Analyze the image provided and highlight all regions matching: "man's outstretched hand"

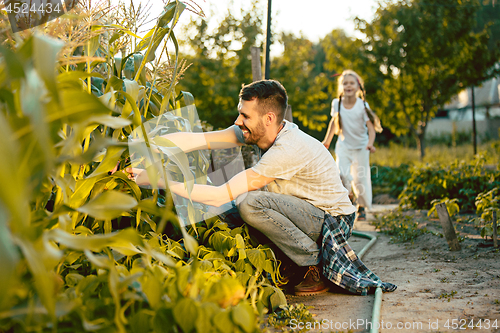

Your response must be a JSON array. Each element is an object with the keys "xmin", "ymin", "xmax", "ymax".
[{"xmin": 125, "ymin": 167, "xmax": 151, "ymax": 186}]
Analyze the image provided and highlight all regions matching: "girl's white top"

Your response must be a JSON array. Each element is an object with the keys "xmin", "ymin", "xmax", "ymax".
[{"xmin": 332, "ymin": 97, "xmax": 370, "ymax": 150}]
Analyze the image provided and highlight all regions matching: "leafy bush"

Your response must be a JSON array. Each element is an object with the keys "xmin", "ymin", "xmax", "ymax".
[
  {"xmin": 474, "ymin": 187, "xmax": 500, "ymax": 239},
  {"xmin": 267, "ymin": 303, "xmax": 316, "ymax": 332},
  {"xmin": 398, "ymin": 155, "xmax": 500, "ymax": 212},
  {"xmin": 372, "ymin": 210, "xmax": 430, "ymax": 243},
  {"xmin": 427, "ymin": 198, "xmax": 460, "ymax": 219},
  {"xmin": 371, "ymin": 163, "xmax": 412, "ymax": 198}
]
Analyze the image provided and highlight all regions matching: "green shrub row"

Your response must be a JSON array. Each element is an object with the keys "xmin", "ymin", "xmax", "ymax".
[
  {"xmin": 371, "ymin": 163, "xmax": 412, "ymax": 198},
  {"xmin": 398, "ymin": 155, "xmax": 500, "ymax": 212}
]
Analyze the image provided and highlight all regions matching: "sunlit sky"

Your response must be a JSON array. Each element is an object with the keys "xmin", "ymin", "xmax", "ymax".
[
  {"xmin": 195, "ymin": 0, "xmax": 380, "ymax": 41},
  {"xmin": 110, "ymin": 0, "xmax": 380, "ymax": 54}
]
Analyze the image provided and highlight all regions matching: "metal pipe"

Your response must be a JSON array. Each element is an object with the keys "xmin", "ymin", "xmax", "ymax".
[
  {"xmin": 371, "ymin": 288, "xmax": 383, "ymax": 333},
  {"xmin": 263, "ymin": 0, "xmax": 272, "ymax": 79},
  {"xmin": 472, "ymin": 85, "xmax": 477, "ymax": 155},
  {"xmin": 351, "ymin": 230, "xmax": 383, "ymax": 333},
  {"xmin": 352, "ymin": 231, "xmax": 377, "ymax": 259}
]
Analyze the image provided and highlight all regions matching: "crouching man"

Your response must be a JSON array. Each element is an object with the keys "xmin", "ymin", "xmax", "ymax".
[{"xmin": 128, "ymin": 80, "xmax": 356, "ymax": 295}]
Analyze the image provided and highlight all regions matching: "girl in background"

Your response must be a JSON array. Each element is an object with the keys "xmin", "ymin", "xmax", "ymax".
[{"xmin": 322, "ymin": 70, "xmax": 382, "ymax": 220}]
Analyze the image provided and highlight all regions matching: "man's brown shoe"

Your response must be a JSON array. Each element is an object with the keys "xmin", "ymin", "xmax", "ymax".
[{"xmin": 294, "ymin": 265, "xmax": 329, "ymax": 296}]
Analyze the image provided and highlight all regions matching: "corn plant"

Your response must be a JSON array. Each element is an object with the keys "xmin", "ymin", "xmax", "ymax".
[{"xmin": 0, "ymin": 2, "xmax": 285, "ymax": 332}]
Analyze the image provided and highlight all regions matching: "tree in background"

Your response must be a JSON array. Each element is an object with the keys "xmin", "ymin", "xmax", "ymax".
[
  {"xmin": 270, "ymin": 32, "xmax": 330, "ymax": 136},
  {"xmin": 176, "ymin": 4, "xmax": 388, "ymax": 141},
  {"xmin": 474, "ymin": 0, "xmax": 500, "ymax": 53},
  {"xmin": 177, "ymin": 0, "xmax": 264, "ymax": 129},
  {"xmin": 358, "ymin": 0, "xmax": 500, "ymax": 159},
  {"xmin": 320, "ymin": 29, "xmax": 389, "ymax": 141},
  {"xmin": 176, "ymin": 2, "xmax": 349, "ymax": 139}
]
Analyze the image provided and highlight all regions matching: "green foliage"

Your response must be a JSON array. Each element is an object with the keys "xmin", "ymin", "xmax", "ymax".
[
  {"xmin": 271, "ymin": 33, "xmax": 330, "ymax": 135},
  {"xmin": 439, "ymin": 290, "xmax": 457, "ymax": 302},
  {"xmin": 372, "ymin": 210, "xmax": 429, "ymax": 243},
  {"xmin": 427, "ymin": 198, "xmax": 460, "ymax": 219},
  {"xmin": 371, "ymin": 163, "xmax": 412, "ymax": 198},
  {"xmin": 176, "ymin": 0, "xmax": 264, "ymax": 130},
  {"xmin": 476, "ymin": 187, "xmax": 500, "ymax": 221},
  {"xmin": 188, "ymin": 218, "xmax": 287, "ymax": 311},
  {"xmin": 357, "ymin": 0, "xmax": 500, "ymax": 158},
  {"xmin": 0, "ymin": 2, "xmax": 285, "ymax": 332},
  {"xmin": 398, "ymin": 155, "xmax": 500, "ymax": 212},
  {"xmin": 492, "ymin": 134, "xmax": 500, "ymax": 170},
  {"xmin": 474, "ymin": 0, "xmax": 500, "ymax": 51},
  {"xmin": 177, "ymin": 3, "xmax": 382, "ymax": 139},
  {"xmin": 474, "ymin": 187, "xmax": 500, "ymax": 238},
  {"xmin": 267, "ymin": 303, "xmax": 315, "ymax": 332}
]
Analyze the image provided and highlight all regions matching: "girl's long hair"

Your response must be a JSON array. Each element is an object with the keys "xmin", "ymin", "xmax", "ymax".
[{"xmin": 334, "ymin": 70, "xmax": 383, "ymax": 135}]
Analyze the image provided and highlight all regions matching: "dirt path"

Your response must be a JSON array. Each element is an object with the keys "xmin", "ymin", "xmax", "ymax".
[{"xmin": 278, "ymin": 205, "xmax": 500, "ymax": 333}]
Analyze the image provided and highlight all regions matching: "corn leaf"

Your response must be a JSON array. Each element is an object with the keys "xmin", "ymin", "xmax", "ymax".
[
  {"xmin": 0, "ymin": 209, "xmax": 19, "ymax": 310},
  {"xmin": 86, "ymin": 146, "xmax": 126, "ymax": 179},
  {"xmin": 49, "ymin": 228, "xmax": 143, "ymax": 252},
  {"xmin": 77, "ymin": 190, "xmax": 138, "ymax": 220},
  {"xmin": 33, "ymin": 33, "xmax": 63, "ymax": 102},
  {"xmin": 151, "ymin": 136, "xmax": 194, "ymax": 195}
]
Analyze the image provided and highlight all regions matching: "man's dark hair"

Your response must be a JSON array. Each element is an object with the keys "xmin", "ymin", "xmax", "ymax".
[{"xmin": 239, "ymin": 80, "xmax": 288, "ymax": 123}]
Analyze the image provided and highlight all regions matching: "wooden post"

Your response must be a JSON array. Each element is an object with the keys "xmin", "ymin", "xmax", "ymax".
[
  {"xmin": 435, "ymin": 203, "xmax": 461, "ymax": 251},
  {"xmin": 284, "ymin": 105, "xmax": 293, "ymax": 123},
  {"xmin": 250, "ymin": 47, "xmax": 262, "ymax": 82},
  {"xmin": 493, "ymin": 210, "xmax": 498, "ymax": 248}
]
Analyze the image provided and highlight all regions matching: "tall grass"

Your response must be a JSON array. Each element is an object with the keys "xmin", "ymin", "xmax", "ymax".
[{"xmin": 370, "ymin": 141, "xmax": 500, "ymax": 167}]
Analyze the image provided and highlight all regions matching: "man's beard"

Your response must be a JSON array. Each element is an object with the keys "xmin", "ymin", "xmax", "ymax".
[{"xmin": 242, "ymin": 120, "xmax": 265, "ymax": 145}]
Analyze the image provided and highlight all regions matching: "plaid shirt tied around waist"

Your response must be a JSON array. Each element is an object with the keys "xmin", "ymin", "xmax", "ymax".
[{"xmin": 320, "ymin": 213, "xmax": 397, "ymax": 296}]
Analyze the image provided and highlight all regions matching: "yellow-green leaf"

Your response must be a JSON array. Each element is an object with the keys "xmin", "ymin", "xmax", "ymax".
[
  {"xmin": 77, "ymin": 190, "xmax": 137, "ymax": 220},
  {"xmin": 0, "ymin": 210, "xmax": 19, "ymax": 310},
  {"xmin": 247, "ymin": 249, "xmax": 265, "ymax": 271},
  {"xmin": 33, "ymin": 33, "xmax": 63, "ymax": 102},
  {"xmin": 213, "ymin": 310, "xmax": 234, "ymax": 333},
  {"xmin": 86, "ymin": 146, "xmax": 126, "ymax": 179},
  {"xmin": 48, "ymin": 228, "xmax": 142, "ymax": 253},
  {"xmin": 141, "ymin": 271, "xmax": 163, "ymax": 309},
  {"xmin": 152, "ymin": 136, "xmax": 194, "ymax": 195},
  {"xmin": 173, "ymin": 298, "xmax": 198, "ymax": 333},
  {"xmin": 181, "ymin": 227, "xmax": 199, "ymax": 255},
  {"xmin": 231, "ymin": 302, "xmax": 255, "ymax": 333},
  {"xmin": 269, "ymin": 287, "xmax": 287, "ymax": 311}
]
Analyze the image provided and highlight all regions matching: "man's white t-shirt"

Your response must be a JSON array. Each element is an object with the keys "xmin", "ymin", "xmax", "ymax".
[
  {"xmin": 332, "ymin": 98, "xmax": 370, "ymax": 150},
  {"xmin": 234, "ymin": 121, "xmax": 356, "ymax": 216}
]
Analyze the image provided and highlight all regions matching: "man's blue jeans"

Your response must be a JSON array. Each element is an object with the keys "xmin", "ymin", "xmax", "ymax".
[{"xmin": 237, "ymin": 191, "xmax": 325, "ymax": 267}]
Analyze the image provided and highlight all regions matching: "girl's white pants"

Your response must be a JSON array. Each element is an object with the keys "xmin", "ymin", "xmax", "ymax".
[{"xmin": 335, "ymin": 145, "xmax": 372, "ymax": 210}]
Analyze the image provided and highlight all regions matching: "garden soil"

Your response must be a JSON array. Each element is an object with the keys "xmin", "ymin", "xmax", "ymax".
[{"xmin": 277, "ymin": 204, "xmax": 500, "ymax": 333}]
